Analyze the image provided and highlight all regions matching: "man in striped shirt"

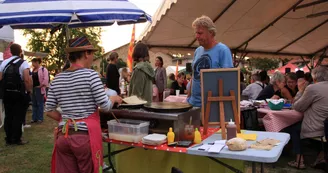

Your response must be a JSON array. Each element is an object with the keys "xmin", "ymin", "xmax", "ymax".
[{"xmin": 45, "ymin": 36, "xmax": 122, "ymax": 173}]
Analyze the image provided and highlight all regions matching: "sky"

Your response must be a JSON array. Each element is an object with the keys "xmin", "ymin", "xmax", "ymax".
[{"xmin": 14, "ymin": 0, "xmax": 163, "ymax": 53}]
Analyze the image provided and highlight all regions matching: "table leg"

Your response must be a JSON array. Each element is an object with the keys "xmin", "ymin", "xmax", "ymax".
[
  {"xmin": 252, "ymin": 162, "xmax": 256, "ymax": 173},
  {"xmin": 207, "ymin": 157, "xmax": 243, "ymax": 173},
  {"xmin": 261, "ymin": 163, "xmax": 264, "ymax": 173},
  {"xmin": 108, "ymin": 143, "xmax": 117, "ymax": 173}
]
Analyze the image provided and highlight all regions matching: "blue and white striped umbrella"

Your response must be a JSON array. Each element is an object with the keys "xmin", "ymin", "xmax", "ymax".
[{"xmin": 0, "ymin": 0, "xmax": 151, "ymax": 29}]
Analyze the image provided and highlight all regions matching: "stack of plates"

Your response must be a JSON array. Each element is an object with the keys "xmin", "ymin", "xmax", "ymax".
[{"xmin": 142, "ymin": 134, "xmax": 167, "ymax": 146}]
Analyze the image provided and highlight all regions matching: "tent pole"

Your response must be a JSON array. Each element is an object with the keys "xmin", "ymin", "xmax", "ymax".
[{"xmin": 300, "ymin": 56, "xmax": 311, "ymax": 71}]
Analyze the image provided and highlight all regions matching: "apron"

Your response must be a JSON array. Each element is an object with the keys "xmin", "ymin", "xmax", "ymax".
[{"xmin": 51, "ymin": 110, "xmax": 103, "ymax": 173}]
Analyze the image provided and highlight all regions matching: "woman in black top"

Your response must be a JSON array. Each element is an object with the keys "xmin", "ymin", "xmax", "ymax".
[
  {"xmin": 106, "ymin": 52, "xmax": 120, "ymax": 95},
  {"xmin": 170, "ymin": 72, "xmax": 187, "ymax": 95},
  {"xmin": 256, "ymin": 71, "xmax": 286, "ymax": 100},
  {"xmin": 281, "ymin": 72, "xmax": 298, "ymax": 102}
]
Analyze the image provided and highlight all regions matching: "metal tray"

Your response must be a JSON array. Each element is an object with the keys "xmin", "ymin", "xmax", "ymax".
[{"xmin": 143, "ymin": 102, "xmax": 193, "ymax": 113}]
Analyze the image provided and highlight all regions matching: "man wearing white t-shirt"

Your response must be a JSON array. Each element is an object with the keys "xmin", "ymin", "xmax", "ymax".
[{"xmin": 0, "ymin": 44, "xmax": 32, "ymax": 145}]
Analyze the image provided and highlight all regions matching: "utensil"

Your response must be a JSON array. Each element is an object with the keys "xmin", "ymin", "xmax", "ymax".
[
  {"xmin": 111, "ymin": 112, "xmax": 120, "ymax": 123},
  {"xmin": 184, "ymin": 116, "xmax": 194, "ymax": 140}
]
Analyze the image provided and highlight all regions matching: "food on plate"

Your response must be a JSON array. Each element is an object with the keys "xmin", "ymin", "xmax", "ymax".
[
  {"xmin": 122, "ymin": 96, "xmax": 147, "ymax": 105},
  {"xmin": 257, "ymin": 138, "xmax": 280, "ymax": 145},
  {"xmin": 226, "ymin": 138, "xmax": 247, "ymax": 151},
  {"xmin": 249, "ymin": 138, "xmax": 280, "ymax": 150}
]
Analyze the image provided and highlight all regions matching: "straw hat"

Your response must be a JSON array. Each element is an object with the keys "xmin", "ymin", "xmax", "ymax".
[{"xmin": 65, "ymin": 36, "xmax": 98, "ymax": 53}]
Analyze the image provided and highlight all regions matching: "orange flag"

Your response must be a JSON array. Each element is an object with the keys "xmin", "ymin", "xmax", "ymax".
[
  {"xmin": 175, "ymin": 60, "xmax": 179, "ymax": 79},
  {"xmin": 127, "ymin": 24, "xmax": 135, "ymax": 72}
]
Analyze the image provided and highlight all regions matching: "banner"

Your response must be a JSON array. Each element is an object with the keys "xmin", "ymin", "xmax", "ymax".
[{"xmin": 127, "ymin": 24, "xmax": 135, "ymax": 72}]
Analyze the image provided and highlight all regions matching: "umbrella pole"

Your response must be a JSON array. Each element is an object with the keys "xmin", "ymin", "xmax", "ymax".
[{"xmin": 65, "ymin": 25, "xmax": 70, "ymax": 46}]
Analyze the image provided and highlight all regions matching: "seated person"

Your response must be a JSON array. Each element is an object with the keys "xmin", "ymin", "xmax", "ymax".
[
  {"xmin": 242, "ymin": 73, "xmax": 265, "ymax": 100},
  {"xmin": 280, "ymin": 72, "xmax": 298, "ymax": 102},
  {"xmin": 259, "ymin": 70, "xmax": 269, "ymax": 85},
  {"xmin": 167, "ymin": 73, "xmax": 175, "ymax": 89},
  {"xmin": 296, "ymin": 70, "xmax": 305, "ymax": 79},
  {"xmin": 286, "ymin": 66, "xmax": 328, "ymax": 169},
  {"xmin": 304, "ymin": 72, "xmax": 313, "ymax": 84},
  {"xmin": 170, "ymin": 72, "xmax": 187, "ymax": 95},
  {"xmin": 256, "ymin": 71, "xmax": 285, "ymax": 100},
  {"xmin": 240, "ymin": 72, "xmax": 247, "ymax": 95}
]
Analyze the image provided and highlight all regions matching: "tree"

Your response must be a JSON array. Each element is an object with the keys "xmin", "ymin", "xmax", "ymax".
[
  {"xmin": 249, "ymin": 57, "xmax": 280, "ymax": 71},
  {"xmin": 23, "ymin": 27, "xmax": 103, "ymax": 74}
]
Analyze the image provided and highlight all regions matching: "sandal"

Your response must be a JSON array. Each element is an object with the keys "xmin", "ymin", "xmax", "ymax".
[
  {"xmin": 288, "ymin": 160, "xmax": 306, "ymax": 169},
  {"xmin": 311, "ymin": 160, "xmax": 326, "ymax": 169}
]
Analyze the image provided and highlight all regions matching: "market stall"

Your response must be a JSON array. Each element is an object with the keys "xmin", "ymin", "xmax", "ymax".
[{"xmin": 100, "ymin": 100, "xmax": 290, "ymax": 173}]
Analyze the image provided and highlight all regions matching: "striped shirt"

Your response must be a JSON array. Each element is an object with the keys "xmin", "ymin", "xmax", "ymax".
[{"xmin": 45, "ymin": 68, "xmax": 112, "ymax": 130}]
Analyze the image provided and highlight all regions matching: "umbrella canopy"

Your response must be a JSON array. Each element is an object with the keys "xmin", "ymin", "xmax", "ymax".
[
  {"xmin": 0, "ymin": 0, "xmax": 151, "ymax": 29},
  {"xmin": 268, "ymin": 62, "xmax": 310, "ymax": 74}
]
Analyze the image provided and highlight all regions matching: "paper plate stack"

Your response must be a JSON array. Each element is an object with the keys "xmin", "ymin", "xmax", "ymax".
[{"xmin": 142, "ymin": 134, "xmax": 167, "ymax": 146}]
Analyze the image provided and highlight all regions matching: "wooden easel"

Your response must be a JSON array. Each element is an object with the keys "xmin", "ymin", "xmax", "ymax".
[{"xmin": 203, "ymin": 79, "xmax": 240, "ymax": 139}]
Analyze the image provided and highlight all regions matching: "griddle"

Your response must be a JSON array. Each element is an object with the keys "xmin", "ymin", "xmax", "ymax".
[
  {"xmin": 143, "ymin": 102, "xmax": 193, "ymax": 113},
  {"xmin": 118, "ymin": 103, "xmax": 144, "ymax": 109}
]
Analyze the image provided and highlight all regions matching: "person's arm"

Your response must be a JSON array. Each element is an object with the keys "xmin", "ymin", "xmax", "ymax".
[
  {"xmin": 219, "ymin": 46, "xmax": 233, "ymax": 68},
  {"xmin": 45, "ymin": 83, "xmax": 61, "ymax": 121},
  {"xmin": 23, "ymin": 68, "xmax": 32, "ymax": 93},
  {"xmin": 292, "ymin": 85, "xmax": 315, "ymax": 112},
  {"xmin": 187, "ymin": 80, "xmax": 192, "ymax": 97},
  {"xmin": 105, "ymin": 65, "xmax": 110, "ymax": 87},
  {"xmin": 0, "ymin": 62, "xmax": 4, "ymax": 81},
  {"xmin": 170, "ymin": 82, "xmax": 176, "ymax": 95},
  {"xmin": 90, "ymin": 71, "xmax": 121, "ymax": 111},
  {"xmin": 162, "ymin": 68, "xmax": 167, "ymax": 91},
  {"xmin": 41, "ymin": 68, "xmax": 49, "ymax": 88},
  {"xmin": 47, "ymin": 111, "xmax": 61, "ymax": 121},
  {"xmin": 242, "ymin": 84, "xmax": 251, "ymax": 96},
  {"xmin": 280, "ymin": 87, "xmax": 294, "ymax": 102}
]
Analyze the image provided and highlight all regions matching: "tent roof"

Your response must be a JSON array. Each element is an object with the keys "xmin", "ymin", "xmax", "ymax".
[{"xmin": 140, "ymin": 0, "xmax": 328, "ymax": 58}]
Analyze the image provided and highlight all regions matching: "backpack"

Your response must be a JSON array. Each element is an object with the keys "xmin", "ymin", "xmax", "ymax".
[{"xmin": 1, "ymin": 57, "xmax": 26, "ymax": 98}]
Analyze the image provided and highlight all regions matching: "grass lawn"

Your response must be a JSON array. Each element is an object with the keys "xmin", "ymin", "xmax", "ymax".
[{"xmin": 0, "ymin": 109, "xmax": 325, "ymax": 173}]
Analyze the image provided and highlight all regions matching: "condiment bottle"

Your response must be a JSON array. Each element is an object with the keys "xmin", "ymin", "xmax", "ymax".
[
  {"xmin": 226, "ymin": 119, "xmax": 237, "ymax": 140},
  {"xmin": 193, "ymin": 128, "xmax": 202, "ymax": 144},
  {"xmin": 167, "ymin": 127, "xmax": 175, "ymax": 143}
]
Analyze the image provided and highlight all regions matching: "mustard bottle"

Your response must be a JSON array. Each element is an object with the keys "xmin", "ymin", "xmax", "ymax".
[
  {"xmin": 194, "ymin": 128, "xmax": 202, "ymax": 144},
  {"xmin": 167, "ymin": 127, "xmax": 175, "ymax": 143}
]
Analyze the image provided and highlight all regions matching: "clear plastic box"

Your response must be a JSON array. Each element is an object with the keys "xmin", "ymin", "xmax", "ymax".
[{"xmin": 107, "ymin": 119, "xmax": 149, "ymax": 143}]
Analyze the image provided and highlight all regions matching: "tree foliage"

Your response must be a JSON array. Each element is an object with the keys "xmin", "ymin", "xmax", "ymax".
[
  {"xmin": 249, "ymin": 57, "xmax": 280, "ymax": 71},
  {"xmin": 23, "ymin": 27, "xmax": 103, "ymax": 74}
]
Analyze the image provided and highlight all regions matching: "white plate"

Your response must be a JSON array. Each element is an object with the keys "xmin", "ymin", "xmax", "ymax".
[{"xmin": 143, "ymin": 134, "xmax": 167, "ymax": 142}]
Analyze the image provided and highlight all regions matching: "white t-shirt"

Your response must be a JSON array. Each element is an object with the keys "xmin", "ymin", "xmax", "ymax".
[{"xmin": 0, "ymin": 56, "xmax": 30, "ymax": 79}]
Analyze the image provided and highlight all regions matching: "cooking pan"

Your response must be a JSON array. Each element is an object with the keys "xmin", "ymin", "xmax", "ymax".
[
  {"xmin": 118, "ymin": 103, "xmax": 145, "ymax": 109},
  {"xmin": 143, "ymin": 102, "xmax": 193, "ymax": 113}
]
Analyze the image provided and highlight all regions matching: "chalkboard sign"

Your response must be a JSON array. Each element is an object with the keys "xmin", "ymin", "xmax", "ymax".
[{"xmin": 200, "ymin": 68, "xmax": 240, "ymax": 125}]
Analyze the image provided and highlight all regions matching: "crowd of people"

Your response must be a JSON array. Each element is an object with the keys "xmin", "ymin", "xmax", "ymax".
[
  {"xmin": 241, "ymin": 66, "xmax": 328, "ymax": 169},
  {"xmin": 0, "ymin": 44, "xmax": 49, "ymax": 145}
]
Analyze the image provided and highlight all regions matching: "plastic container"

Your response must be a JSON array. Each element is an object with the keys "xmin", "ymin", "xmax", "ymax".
[
  {"xmin": 268, "ymin": 101, "xmax": 284, "ymax": 110},
  {"xmin": 226, "ymin": 119, "xmax": 237, "ymax": 140},
  {"xmin": 107, "ymin": 119, "xmax": 149, "ymax": 143}
]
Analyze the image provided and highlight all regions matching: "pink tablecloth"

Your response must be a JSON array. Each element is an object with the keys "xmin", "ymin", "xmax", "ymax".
[
  {"xmin": 258, "ymin": 108, "xmax": 304, "ymax": 132},
  {"xmin": 164, "ymin": 95, "xmax": 187, "ymax": 103}
]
